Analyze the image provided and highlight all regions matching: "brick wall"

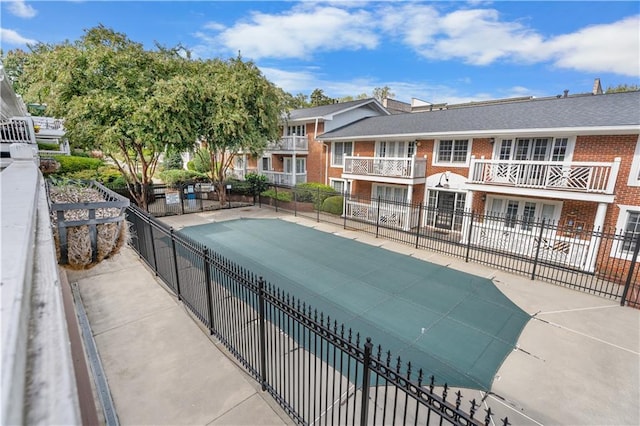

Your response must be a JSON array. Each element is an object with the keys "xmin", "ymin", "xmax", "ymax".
[{"xmin": 306, "ymin": 122, "xmax": 326, "ymax": 184}]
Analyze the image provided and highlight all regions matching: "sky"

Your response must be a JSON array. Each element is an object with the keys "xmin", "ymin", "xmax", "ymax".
[{"xmin": 2, "ymin": 1, "xmax": 639, "ymax": 104}]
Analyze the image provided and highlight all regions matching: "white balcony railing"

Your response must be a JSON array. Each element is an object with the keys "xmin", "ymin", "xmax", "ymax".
[
  {"xmin": 1, "ymin": 117, "xmax": 37, "ymax": 145},
  {"xmin": 266, "ymin": 135, "xmax": 308, "ymax": 152},
  {"xmin": 32, "ymin": 116, "xmax": 64, "ymax": 131},
  {"xmin": 469, "ymin": 158, "xmax": 621, "ymax": 194},
  {"xmin": 343, "ymin": 156, "xmax": 427, "ymax": 179},
  {"xmin": 228, "ymin": 167, "xmax": 258, "ymax": 180},
  {"xmin": 261, "ymin": 171, "xmax": 307, "ymax": 186}
]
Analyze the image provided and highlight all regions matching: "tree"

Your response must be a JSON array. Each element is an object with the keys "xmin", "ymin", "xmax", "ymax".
[
  {"xmin": 606, "ymin": 84, "xmax": 640, "ymax": 93},
  {"xmin": 10, "ymin": 26, "xmax": 201, "ymax": 209},
  {"xmin": 310, "ymin": 88, "xmax": 334, "ymax": 106},
  {"xmin": 372, "ymin": 86, "xmax": 395, "ymax": 101},
  {"xmin": 172, "ymin": 56, "xmax": 284, "ymax": 203},
  {"xmin": 162, "ymin": 150, "xmax": 184, "ymax": 170}
]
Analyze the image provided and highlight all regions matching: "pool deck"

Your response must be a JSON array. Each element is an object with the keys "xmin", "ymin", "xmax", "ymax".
[{"xmin": 69, "ymin": 206, "xmax": 639, "ymax": 425}]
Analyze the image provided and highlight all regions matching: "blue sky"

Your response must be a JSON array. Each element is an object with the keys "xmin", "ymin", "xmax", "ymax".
[{"xmin": 2, "ymin": 1, "xmax": 639, "ymax": 104}]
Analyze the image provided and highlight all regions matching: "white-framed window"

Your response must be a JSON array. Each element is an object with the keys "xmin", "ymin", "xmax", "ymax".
[
  {"xmin": 372, "ymin": 183, "xmax": 408, "ymax": 202},
  {"xmin": 286, "ymin": 124, "xmax": 306, "ymax": 136},
  {"xmin": 330, "ymin": 178, "xmax": 350, "ymax": 195},
  {"xmin": 494, "ymin": 137, "xmax": 574, "ymax": 162},
  {"xmin": 331, "ymin": 141, "xmax": 353, "ymax": 167},
  {"xmin": 627, "ymin": 136, "xmax": 640, "ymax": 187},
  {"xmin": 433, "ymin": 139, "xmax": 471, "ymax": 166},
  {"xmin": 375, "ymin": 141, "xmax": 416, "ymax": 158},
  {"xmin": 261, "ymin": 156, "xmax": 271, "ymax": 171},
  {"xmin": 485, "ymin": 196, "xmax": 562, "ymax": 231},
  {"xmin": 283, "ymin": 157, "xmax": 306, "ymax": 174},
  {"xmin": 611, "ymin": 205, "xmax": 640, "ymax": 260}
]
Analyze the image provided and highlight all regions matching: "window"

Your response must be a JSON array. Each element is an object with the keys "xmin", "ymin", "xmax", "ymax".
[
  {"xmin": 286, "ymin": 125, "xmax": 306, "ymax": 136},
  {"xmin": 373, "ymin": 184, "xmax": 407, "ymax": 202},
  {"xmin": 486, "ymin": 196, "xmax": 562, "ymax": 231},
  {"xmin": 622, "ymin": 212, "xmax": 640, "ymax": 254},
  {"xmin": 331, "ymin": 141, "xmax": 353, "ymax": 167},
  {"xmin": 283, "ymin": 157, "xmax": 306, "ymax": 174},
  {"xmin": 628, "ymin": 136, "xmax": 640, "ymax": 187},
  {"xmin": 261, "ymin": 157, "xmax": 271, "ymax": 171},
  {"xmin": 495, "ymin": 137, "xmax": 571, "ymax": 162},
  {"xmin": 330, "ymin": 178, "xmax": 349, "ymax": 194},
  {"xmin": 376, "ymin": 141, "xmax": 416, "ymax": 158},
  {"xmin": 434, "ymin": 139, "xmax": 470, "ymax": 166}
]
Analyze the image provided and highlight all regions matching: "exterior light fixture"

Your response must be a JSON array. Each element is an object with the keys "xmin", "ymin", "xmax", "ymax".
[{"xmin": 435, "ymin": 171, "xmax": 450, "ymax": 188}]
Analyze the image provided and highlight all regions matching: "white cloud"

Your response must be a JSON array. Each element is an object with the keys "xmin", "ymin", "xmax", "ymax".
[
  {"xmin": 6, "ymin": 0, "xmax": 37, "ymax": 18},
  {"xmin": 0, "ymin": 28, "xmax": 36, "ymax": 45},
  {"xmin": 195, "ymin": 5, "xmax": 379, "ymax": 60},
  {"xmin": 545, "ymin": 16, "xmax": 640, "ymax": 77},
  {"xmin": 203, "ymin": 21, "xmax": 226, "ymax": 31}
]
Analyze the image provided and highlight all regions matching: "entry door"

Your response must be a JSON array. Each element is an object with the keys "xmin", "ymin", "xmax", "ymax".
[
  {"xmin": 435, "ymin": 192, "xmax": 456, "ymax": 229},
  {"xmin": 284, "ymin": 157, "xmax": 293, "ymax": 173}
]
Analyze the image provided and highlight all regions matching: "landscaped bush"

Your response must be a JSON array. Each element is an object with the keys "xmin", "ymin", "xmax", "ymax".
[
  {"xmin": 163, "ymin": 151, "xmax": 184, "ymax": 170},
  {"xmin": 38, "ymin": 142, "xmax": 60, "ymax": 151},
  {"xmin": 261, "ymin": 189, "xmax": 292, "ymax": 202},
  {"xmin": 188, "ymin": 148, "xmax": 212, "ymax": 174},
  {"xmin": 64, "ymin": 166, "xmax": 125, "ymax": 185},
  {"xmin": 321, "ymin": 195, "xmax": 344, "ymax": 215},
  {"xmin": 158, "ymin": 169, "xmax": 208, "ymax": 188},
  {"xmin": 71, "ymin": 149, "xmax": 91, "ymax": 158},
  {"xmin": 294, "ymin": 182, "xmax": 337, "ymax": 206},
  {"xmin": 48, "ymin": 155, "xmax": 103, "ymax": 175},
  {"xmin": 224, "ymin": 178, "xmax": 253, "ymax": 196}
]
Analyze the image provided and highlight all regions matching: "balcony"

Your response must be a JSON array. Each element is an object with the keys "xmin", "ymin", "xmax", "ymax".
[
  {"xmin": 261, "ymin": 170, "xmax": 307, "ymax": 186},
  {"xmin": 467, "ymin": 157, "xmax": 621, "ymax": 202},
  {"xmin": 343, "ymin": 156, "xmax": 427, "ymax": 184},
  {"xmin": 265, "ymin": 135, "xmax": 308, "ymax": 153}
]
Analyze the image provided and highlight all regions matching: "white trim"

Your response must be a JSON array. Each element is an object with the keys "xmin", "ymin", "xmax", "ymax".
[
  {"xmin": 318, "ymin": 125, "xmax": 640, "ymax": 142},
  {"xmin": 330, "ymin": 141, "xmax": 353, "ymax": 168},
  {"xmin": 627, "ymin": 135, "xmax": 640, "ymax": 187},
  {"xmin": 610, "ymin": 205, "xmax": 640, "ymax": 261},
  {"xmin": 491, "ymin": 135, "xmax": 576, "ymax": 162},
  {"xmin": 484, "ymin": 195, "xmax": 563, "ymax": 224},
  {"xmin": 432, "ymin": 138, "xmax": 472, "ymax": 168}
]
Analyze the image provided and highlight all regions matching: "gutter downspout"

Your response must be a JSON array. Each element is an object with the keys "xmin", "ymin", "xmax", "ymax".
[{"xmin": 324, "ymin": 143, "xmax": 329, "ymax": 186}]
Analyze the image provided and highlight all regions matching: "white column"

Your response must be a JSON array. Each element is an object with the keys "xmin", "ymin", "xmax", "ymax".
[
  {"xmin": 586, "ymin": 202, "xmax": 609, "ymax": 272},
  {"xmin": 460, "ymin": 191, "xmax": 475, "ymax": 244},
  {"xmin": 404, "ymin": 184, "xmax": 414, "ymax": 231}
]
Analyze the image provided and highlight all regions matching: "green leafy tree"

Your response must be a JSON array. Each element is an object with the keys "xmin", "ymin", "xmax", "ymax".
[
  {"xmin": 310, "ymin": 88, "xmax": 334, "ymax": 106},
  {"xmin": 11, "ymin": 26, "xmax": 198, "ymax": 209},
  {"xmin": 372, "ymin": 86, "xmax": 395, "ymax": 101},
  {"xmin": 606, "ymin": 84, "xmax": 640, "ymax": 93},
  {"xmin": 162, "ymin": 150, "xmax": 184, "ymax": 170}
]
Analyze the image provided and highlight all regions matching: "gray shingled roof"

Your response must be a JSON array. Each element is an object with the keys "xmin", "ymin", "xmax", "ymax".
[
  {"xmin": 318, "ymin": 91, "xmax": 640, "ymax": 139},
  {"xmin": 285, "ymin": 98, "xmax": 385, "ymax": 121}
]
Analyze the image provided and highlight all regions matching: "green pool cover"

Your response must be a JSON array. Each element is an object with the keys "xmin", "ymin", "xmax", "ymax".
[{"xmin": 180, "ymin": 218, "xmax": 530, "ymax": 391}]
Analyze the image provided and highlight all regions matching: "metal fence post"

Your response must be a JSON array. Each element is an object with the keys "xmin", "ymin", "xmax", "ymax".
[
  {"xmin": 376, "ymin": 196, "xmax": 381, "ymax": 238},
  {"xmin": 343, "ymin": 191, "xmax": 348, "ymax": 230},
  {"xmin": 147, "ymin": 213, "xmax": 158, "ymax": 275},
  {"xmin": 170, "ymin": 228, "xmax": 182, "ymax": 300},
  {"xmin": 360, "ymin": 337, "xmax": 373, "ymax": 426},
  {"xmin": 202, "ymin": 248, "xmax": 214, "ymax": 334},
  {"xmin": 415, "ymin": 203, "xmax": 423, "ymax": 249},
  {"xmin": 620, "ymin": 232, "xmax": 640, "ymax": 306},
  {"xmin": 531, "ymin": 219, "xmax": 546, "ymax": 280},
  {"xmin": 316, "ymin": 187, "xmax": 321, "ymax": 223},
  {"xmin": 274, "ymin": 185, "xmax": 278, "ymax": 212},
  {"xmin": 258, "ymin": 277, "xmax": 267, "ymax": 391},
  {"xmin": 465, "ymin": 210, "xmax": 475, "ymax": 263},
  {"xmin": 180, "ymin": 184, "xmax": 185, "ymax": 215},
  {"xmin": 294, "ymin": 188, "xmax": 298, "ymax": 217}
]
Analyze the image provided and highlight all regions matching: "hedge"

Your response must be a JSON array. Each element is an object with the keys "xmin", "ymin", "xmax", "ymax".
[
  {"xmin": 321, "ymin": 195, "xmax": 344, "ymax": 215},
  {"xmin": 49, "ymin": 155, "xmax": 103, "ymax": 175}
]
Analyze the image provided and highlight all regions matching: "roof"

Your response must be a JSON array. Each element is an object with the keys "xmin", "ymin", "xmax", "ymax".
[
  {"xmin": 284, "ymin": 98, "xmax": 389, "ymax": 122},
  {"xmin": 318, "ymin": 91, "xmax": 640, "ymax": 140}
]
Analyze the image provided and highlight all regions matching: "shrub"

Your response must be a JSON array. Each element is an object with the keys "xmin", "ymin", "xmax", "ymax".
[
  {"xmin": 71, "ymin": 149, "xmax": 91, "ymax": 158},
  {"xmin": 38, "ymin": 142, "xmax": 60, "ymax": 151},
  {"xmin": 321, "ymin": 196, "xmax": 344, "ymax": 215},
  {"xmin": 49, "ymin": 155, "xmax": 103, "ymax": 175},
  {"xmin": 158, "ymin": 169, "xmax": 208, "ymax": 188},
  {"xmin": 190, "ymin": 148, "xmax": 211, "ymax": 174},
  {"xmin": 246, "ymin": 173, "xmax": 269, "ymax": 195},
  {"xmin": 294, "ymin": 182, "xmax": 337, "ymax": 205},
  {"xmin": 224, "ymin": 178, "xmax": 253, "ymax": 196},
  {"xmin": 261, "ymin": 189, "xmax": 292, "ymax": 202}
]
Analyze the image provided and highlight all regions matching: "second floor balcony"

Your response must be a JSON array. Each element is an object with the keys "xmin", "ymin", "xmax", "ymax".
[
  {"xmin": 343, "ymin": 156, "xmax": 427, "ymax": 183},
  {"xmin": 261, "ymin": 170, "xmax": 307, "ymax": 186},
  {"xmin": 265, "ymin": 135, "xmax": 308, "ymax": 153},
  {"xmin": 467, "ymin": 157, "xmax": 621, "ymax": 202}
]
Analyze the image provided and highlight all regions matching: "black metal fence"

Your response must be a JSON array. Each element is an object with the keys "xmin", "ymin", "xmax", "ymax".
[
  {"xmin": 106, "ymin": 182, "xmax": 255, "ymax": 217},
  {"xmin": 259, "ymin": 185, "xmax": 640, "ymax": 309},
  {"xmin": 127, "ymin": 205, "xmax": 507, "ymax": 426}
]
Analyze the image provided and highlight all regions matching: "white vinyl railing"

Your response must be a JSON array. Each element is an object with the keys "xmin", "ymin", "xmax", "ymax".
[
  {"xmin": 345, "ymin": 199, "xmax": 413, "ymax": 229},
  {"xmin": 228, "ymin": 167, "xmax": 258, "ymax": 180},
  {"xmin": 469, "ymin": 157, "xmax": 621, "ymax": 194},
  {"xmin": 344, "ymin": 156, "xmax": 427, "ymax": 179},
  {"xmin": 0, "ymin": 117, "xmax": 37, "ymax": 145},
  {"xmin": 32, "ymin": 116, "xmax": 64, "ymax": 131},
  {"xmin": 266, "ymin": 135, "xmax": 308, "ymax": 152},
  {"xmin": 261, "ymin": 171, "xmax": 307, "ymax": 186}
]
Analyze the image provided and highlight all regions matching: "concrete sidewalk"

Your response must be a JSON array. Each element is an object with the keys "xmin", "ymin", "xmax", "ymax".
[{"xmin": 65, "ymin": 246, "xmax": 291, "ymax": 426}]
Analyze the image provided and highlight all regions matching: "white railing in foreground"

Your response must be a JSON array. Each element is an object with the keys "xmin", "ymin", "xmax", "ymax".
[
  {"xmin": 261, "ymin": 171, "xmax": 307, "ymax": 186},
  {"xmin": 1, "ymin": 147, "xmax": 80, "ymax": 425},
  {"xmin": 0, "ymin": 117, "xmax": 37, "ymax": 144},
  {"xmin": 344, "ymin": 156, "xmax": 427, "ymax": 179},
  {"xmin": 469, "ymin": 157, "xmax": 621, "ymax": 194}
]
